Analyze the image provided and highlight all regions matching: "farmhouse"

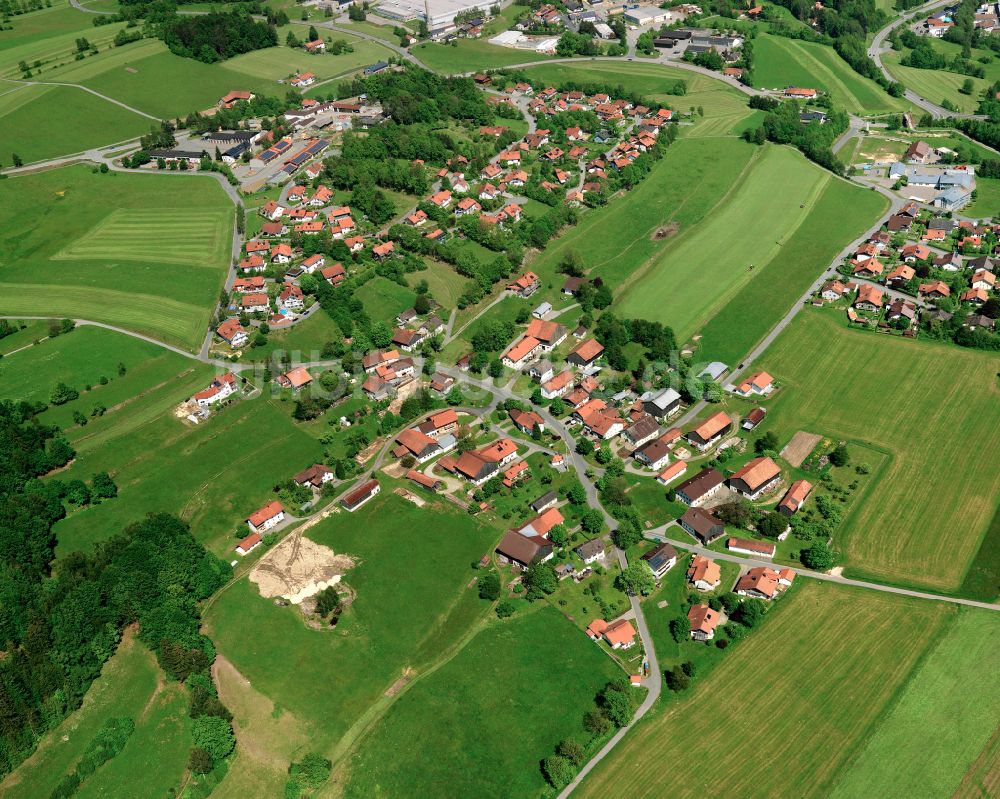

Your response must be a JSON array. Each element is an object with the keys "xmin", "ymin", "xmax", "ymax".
[
  {"xmin": 247, "ymin": 501, "xmax": 285, "ymax": 534},
  {"xmin": 678, "ymin": 506, "xmax": 725, "ymax": 544},
  {"xmin": 277, "ymin": 367, "xmax": 313, "ymax": 391},
  {"xmin": 496, "ymin": 530, "xmax": 553, "ymax": 568},
  {"xmin": 727, "ymin": 457, "xmax": 781, "ymax": 500},
  {"xmin": 727, "ymin": 537, "xmax": 775, "ymax": 558},
  {"xmin": 640, "ymin": 387, "xmax": 682, "ymax": 419},
  {"xmin": 407, "ymin": 470, "xmax": 445, "ymax": 492},
  {"xmin": 633, "ymin": 436, "xmax": 673, "ymax": 471},
  {"xmin": 687, "ymin": 555, "xmax": 721, "ymax": 591},
  {"xmin": 341, "ymin": 479, "xmax": 380, "ymax": 511},
  {"xmin": 686, "ymin": 412, "xmax": 732, "ymax": 451},
  {"xmin": 640, "ymin": 542, "xmax": 677, "ymax": 579},
  {"xmin": 622, "ymin": 413, "xmax": 662, "ymax": 448},
  {"xmin": 235, "ymin": 532, "xmax": 263, "ymax": 556},
  {"xmin": 394, "ymin": 429, "xmax": 443, "ymax": 462},
  {"xmin": 778, "ymin": 479, "xmax": 813, "ymax": 516},
  {"xmin": 516, "ymin": 507, "xmax": 564, "ymax": 538},
  {"xmin": 418, "ymin": 409, "xmax": 459, "ymax": 438},
  {"xmin": 568, "ymin": 338, "xmax": 605, "ymax": 368},
  {"xmin": 676, "ymin": 468, "xmax": 725, "ymax": 506},
  {"xmin": 688, "ymin": 604, "xmax": 721, "ymax": 641},
  {"xmin": 294, "ymin": 464, "xmax": 335, "ymax": 490},
  {"xmin": 734, "ymin": 566, "xmax": 794, "ymax": 599}
]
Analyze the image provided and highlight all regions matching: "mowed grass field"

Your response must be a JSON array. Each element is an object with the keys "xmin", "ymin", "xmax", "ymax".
[
  {"xmin": 830, "ymin": 607, "xmax": 1000, "ymax": 799},
  {"xmin": 1, "ymin": 633, "xmax": 191, "ymax": 799},
  {"xmin": 759, "ymin": 310, "xmax": 1000, "ymax": 592},
  {"xmin": 0, "ymin": 325, "xmax": 212, "ymax": 431},
  {"xmin": 883, "ymin": 38, "xmax": 1000, "ymax": 115},
  {"xmin": 0, "ymin": 165, "xmax": 233, "ymax": 351},
  {"xmin": 52, "ymin": 393, "xmax": 325, "ymax": 557},
  {"xmin": 752, "ymin": 33, "xmax": 910, "ymax": 115},
  {"xmin": 412, "ymin": 40, "xmax": 553, "ymax": 74},
  {"xmin": 343, "ymin": 605, "xmax": 623, "ymax": 799},
  {"xmin": 615, "ymin": 144, "xmax": 830, "ymax": 341},
  {"xmin": 695, "ymin": 172, "xmax": 887, "ymax": 365},
  {"xmin": 204, "ymin": 496, "xmax": 498, "ymax": 774},
  {"xmin": 576, "ymin": 582, "xmax": 951, "ymax": 799},
  {"xmin": 523, "ymin": 61, "xmax": 753, "ymax": 137},
  {"xmin": 0, "ymin": 83, "xmax": 151, "ymax": 162}
]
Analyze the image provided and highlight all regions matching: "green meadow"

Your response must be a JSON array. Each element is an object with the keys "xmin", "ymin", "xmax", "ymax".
[
  {"xmin": 344, "ymin": 605, "xmax": 623, "ymax": 799},
  {"xmin": 205, "ymin": 495, "xmax": 498, "ymax": 772},
  {"xmin": 0, "ymin": 83, "xmax": 151, "ymax": 162},
  {"xmin": 883, "ymin": 38, "xmax": 1000, "ymax": 115},
  {"xmin": 752, "ymin": 33, "xmax": 910, "ymax": 115},
  {"xmin": 758, "ymin": 310, "xmax": 1000, "ymax": 592},
  {"xmin": 0, "ymin": 165, "xmax": 233, "ymax": 351}
]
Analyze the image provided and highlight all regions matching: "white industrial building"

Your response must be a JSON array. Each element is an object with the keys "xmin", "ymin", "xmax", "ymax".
[
  {"xmin": 377, "ymin": 0, "xmax": 489, "ymax": 27},
  {"xmin": 623, "ymin": 6, "xmax": 676, "ymax": 25}
]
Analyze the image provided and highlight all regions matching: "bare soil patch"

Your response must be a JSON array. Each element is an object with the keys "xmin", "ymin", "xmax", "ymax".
[
  {"xmin": 394, "ymin": 487, "xmax": 425, "ymax": 507},
  {"xmin": 383, "ymin": 668, "xmax": 415, "ymax": 698},
  {"xmin": 249, "ymin": 533, "xmax": 354, "ymax": 604},
  {"xmin": 781, "ymin": 431, "xmax": 823, "ymax": 468},
  {"xmin": 651, "ymin": 221, "xmax": 680, "ymax": 241}
]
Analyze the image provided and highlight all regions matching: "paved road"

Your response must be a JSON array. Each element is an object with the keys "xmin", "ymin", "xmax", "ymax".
[{"xmin": 645, "ymin": 523, "xmax": 1000, "ymax": 612}]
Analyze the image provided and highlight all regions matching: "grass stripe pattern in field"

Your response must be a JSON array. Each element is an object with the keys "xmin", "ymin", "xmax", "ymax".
[
  {"xmin": 53, "ymin": 208, "xmax": 231, "ymax": 267},
  {"xmin": 576, "ymin": 582, "xmax": 950, "ymax": 799}
]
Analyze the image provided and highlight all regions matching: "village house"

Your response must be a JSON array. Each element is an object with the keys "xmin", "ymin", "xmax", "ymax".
[
  {"xmin": 622, "ymin": 413, "xmax": 662, "ymax": 449},
  {"xmin": 341, "ymin": 479, "xmax": 380, "ymax": 511},
  {"xmin": 496, "ymin": 530, "xmax": 553, "ymax": 568},
  {"xmin": 278, "ymin": 285, "xmax": 305, "ymax": 311},
  {"xmin": 687, "ymin": 555, "xmax": 721, "ymax": 591},
  {"xmin": 686, "ymin": 412, "xmax": 732, "ymax": 451},
  {"xmin": 778, "ymin": 479, "xmax": 813, "ymax": 516},
  {"xmin": 567, "ymin": 338, "xmax": 604, "ymax": 368},
  {"xmin": 641, "ymin": 542, "xmax": 677, "ymax": 580},
  {"xmin": 277, "ymin": 367, "xmax": 313, "ymax": 391},
  {"xmin": 633, "ymin": 436, "xmax": 673, "ymax": 471},
  {"xmin": 732, "ymin": 371, "xmax": 774, "ymax": 397},
  {"xmin": 394, "ymin": 429, "xmax": 443, "ymax": 463},
  {"xmin": 516, "ymin": 507, "xmax": 564, "ymax": 538},
  {"xmin": 675, "ymin": 468, "xmax": 725, "ymax": 507},
  {"xmin": 541, "ymin": 370, "xmax": 574, "ymax": 400},
  {"xmin": 575, "ymin": 538, "xmax": 605, "ymax": 565},
  {"xmin": 728, "ymin": 456, "xmax": 781, "ymax": 500},
  {"xmin": 294, "ymin": 464, "xmax": 335, "ymax": 490},
  {"xmin": 919, "ymin": 280, "xmax": 951, "ymax": 300},
  {"xmin": 507, "ymin": 271, "xmax": 541, "ymax": 297},
  {"xmin": 727, "ymin": 537, "xmax": 776, "ymax": 558},
  {"xmin": 688, "ymin": 603, "xmax": 721, "ymax": 641},
  {"xmin": 510, "ymin": 408, "xmax": 545, "ymax": 436},
  {"xmin": 679, "ymin": 506, "xmax": 725, "ymax": 544},
  {"xmin": 735, "ymin": 566, "xmax": 794, "ymax": 599},
  {"xmin": 246, "ymin": 501, "xmax": 285, "ymax": 534},
  {"xmin": 855, "ymin": 284, "xmax": 884, "ymax": 312},
  {"xmin": 235, "ymin": 532, "xmax": 263, "ymax": 556},
  {"xmin": 216, "ymin": 318, "xmax": 248, "ymax": 348},
  {"xmin": 192, "ymin": 372, "xmax": 237, "ymax": 408},
  {"xmin": 587, "ymin": 618, "xmax": 636, "ymax": 649},
  {"xmin": 820, "ymin": 279, "xmax": 850, "ymax": 302},
  {"xmin": 742, "ymin": 407, "xmax": 766, "ymax": 431},
  {"xmin": 656, "ymin": 460, "xmax": 688, "ymax": 486},
  {"xmin": 640, "ymin": 387, "xmax": 682, "ymax": 419},
  {"xmin": 418, "ymin": 409, "xmax": 460, "ymax": 438}
]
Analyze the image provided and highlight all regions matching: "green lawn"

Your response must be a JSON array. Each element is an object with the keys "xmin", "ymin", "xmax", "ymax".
[
  {"xmin": 0, "ymin": 634, "xmax": 190, "ymax": 799},
  {"xmin": 523, "ymin": 61, "xmax": 752, "ymax": 137},
  {"xmin": 830, "ymin": 607, "xmax": 1000, "ymax": 799},
  {"xmin": 0, "ymin": 83, "xmax": 151, "ymax": 162},
  {"xmin": 416, "ymin": 259, "xmax": 468, "ymax": 310},
  {"xmin": 0, "ymin": 165, "xmax": 233, "ymax": 351},
  {"xmin": 204, "ymin": 495, "xmax": 498, "ymax": 763},
  {"xmin": 343, "ymin": 605, "xmax": 623, "ymax": 799},
  {"xmin": 758, "ymin": 309, "xmax": 1000, "ymax": 592},
  {"xmin": 238, "ymin": 308, "xmax": 343, "ymax": 362},
  {"xmin": 0, "ymin": 325, "xmax": 212, "ymax": 431},
  {"xmin": 355, "ymin": 275, "xmax": 417, "ymax": 323},
  {"xmin": 965, "ymin": 176, "xmax": 1000, "ymax": 219},
  {"xmin": 752, "ymin": 33, "xmax": 910, "ymax": 115},
  {"xmin": 51, "ymin": 393, "xmax": 325, "ymax": 557},
  {"xmin": 524, "ymin": 137, "xmax": 756, "ymax": 311},
  {"xmin": 224, "ymin": 37, "xmax": 389, "ymax": 82},
  {"xmin": 577, "ymin": 582, "xmax": 950, "ymax": 798},
  {"xmin": 0, "ymin": 320, "xmax": 49, "ymax": 355},
  {"xmin": 694, "ymin": 171, "xmax": 887, "ymax": 365},
  {"xmin": 882, "ymin": 39, "xmax": 997, "ymax": 115},
  {"xmin": 615, "ymin": 144, "xmax": 831, "ymax": 341}
]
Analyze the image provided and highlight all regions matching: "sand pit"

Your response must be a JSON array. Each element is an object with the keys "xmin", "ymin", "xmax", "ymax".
[{"xmin": 249, "ymin": 534, "xmax": 354, "ymax": 604}]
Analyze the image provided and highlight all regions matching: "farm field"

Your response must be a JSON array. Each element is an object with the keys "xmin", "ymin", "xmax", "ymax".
[
  {"xmin": 204, "ymin": 495, "xmax": 498, "ymax": 773},
  {"xmin": 882, "ymin": 44, "xmax": 990, "ymax": 115},
  {"xmin": 51, "ymin": 393, "xmax": 325, "ymax": 557},
  {"xmin": 525, "ymin": 137, "xmax": 756, "ymax": 300},
  {"xmin": 522, "ymin": 61, "xmax": 752, "ymax": 136},
  {"xmin": 343, "ymin": 605, "xmax": 623, "ymax": 799},
  {"xmin": 694, "ymin": 172, "xmax": 887, "ymax": 365},
  {"xmin": 0, "ymin": 165, "xmax": 233, "ymax": 351},
  {"xmin": 0, "ymin": 83, "xmax": 151, "ymax": 163},
  {"xmin": 758, "ymin": 310, "xmax": 1000, "ymax": 592},
  {"xmin": 830, "ymin": 608, "xmax": 1000, "ymax": 799},
  {"xmin": 614, "ymin": 144, "xmax": 832, "ymax": 341},
  {"xmin": 0, "ymin": 633, "xmax": 190, "ymax": 799},
  {"xmin": 576, "ymin": 582, "xmax": 950, "ymax": 798},
  {"xmin": 752, "ymin": 33, "xmax": 909, "ymax": 115},
  {"xmin": 0, "ymin": 325, "xmax": 211, "ymax": 431}
]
